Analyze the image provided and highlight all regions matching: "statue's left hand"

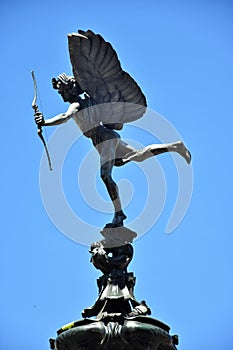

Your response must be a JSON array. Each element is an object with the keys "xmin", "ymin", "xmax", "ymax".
[{"xmin": 34, "ymin": 112, "xmax": 45, "ymax": 126}]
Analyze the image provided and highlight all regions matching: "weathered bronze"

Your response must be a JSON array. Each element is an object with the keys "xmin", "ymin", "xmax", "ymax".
[
  {"xmin": 82, "ymin": 228, "xmax": 149, "ymax": 319},
  {"xmin": 34, "ymin": 29, "xmax": 191, "ymax": 227},
  {"xmin": 35, "ymin": 29, "xmax": 188, "ymax": 349},
  {"xmin": 50, "ymin": 228, "xmax": 178, "ymax": 350}
]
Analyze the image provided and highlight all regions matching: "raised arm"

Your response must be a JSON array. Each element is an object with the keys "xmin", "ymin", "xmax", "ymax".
[{"xmin": 35, "ymin": 102, "xmax": 80, "ymax": 127}]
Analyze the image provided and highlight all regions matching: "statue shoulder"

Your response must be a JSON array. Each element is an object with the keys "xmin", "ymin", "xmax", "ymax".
[{"xmin": 66, "ymin": 102, "xmax": 80, "ymax": 116}]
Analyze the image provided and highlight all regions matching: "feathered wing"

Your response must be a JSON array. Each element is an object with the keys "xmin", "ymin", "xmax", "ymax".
[{"xmin": 67, "ymin": 29, "xmax": 147, "ymax": 124}]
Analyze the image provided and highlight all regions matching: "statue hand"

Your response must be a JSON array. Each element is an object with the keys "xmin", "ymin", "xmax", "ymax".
[
  {"xmin": 34, "ymin": 112, "xmax": 45, "ymax": 126},
  {"xmin": 52, "ymin": 77, "xmax": 58, "ymax": 89}
]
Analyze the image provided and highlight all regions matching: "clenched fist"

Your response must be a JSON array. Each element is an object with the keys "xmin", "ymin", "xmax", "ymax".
[{"xmin": 34, "ymin": 112, "xmax": 45, "ymax": 126}]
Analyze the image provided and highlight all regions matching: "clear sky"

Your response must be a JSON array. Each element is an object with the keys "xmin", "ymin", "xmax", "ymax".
[{"xmin": 1, "ymin": 0, "xmax": 233, "ymax": 349}]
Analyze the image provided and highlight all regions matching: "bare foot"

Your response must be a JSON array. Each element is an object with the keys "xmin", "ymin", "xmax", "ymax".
[{"xmin": 176, "ymin": 141, "xmax": 191, "ymax": 164}]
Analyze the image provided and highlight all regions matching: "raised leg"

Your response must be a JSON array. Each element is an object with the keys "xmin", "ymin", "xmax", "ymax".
[{"xmin": 120, "ymin": 141, "xmax": 191, "ymax": 164}]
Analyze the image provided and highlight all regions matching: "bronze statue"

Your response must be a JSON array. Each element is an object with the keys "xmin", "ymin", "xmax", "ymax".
[{"xmin": 34, "ymin": 29, "xmax": 191, "ymax": 228}]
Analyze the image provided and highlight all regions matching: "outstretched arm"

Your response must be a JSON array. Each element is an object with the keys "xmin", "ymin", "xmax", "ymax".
[{"xmin": 35, "ymin": 102, "xmax": 80, "ymax": 126}]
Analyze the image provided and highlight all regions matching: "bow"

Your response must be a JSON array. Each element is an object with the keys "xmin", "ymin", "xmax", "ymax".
[{"xmin": 31, "ymin": 70, "xmax": 52, "ymax": 171}]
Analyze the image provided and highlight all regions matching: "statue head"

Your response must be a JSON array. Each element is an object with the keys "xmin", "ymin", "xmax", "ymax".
[{"xmin": 52, "ymin": 73, "xmax": 84, "ymax": 102}]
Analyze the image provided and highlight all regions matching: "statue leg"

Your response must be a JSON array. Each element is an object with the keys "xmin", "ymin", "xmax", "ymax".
[
  {"xmin": 99, "ymin": 139, "xmax": 127, "ymax": 227},
  {"xmin": 117, "ymin": 140, "xmax": 191, "ymax": 165}
]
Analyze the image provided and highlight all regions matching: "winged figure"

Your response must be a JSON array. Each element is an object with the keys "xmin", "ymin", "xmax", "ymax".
[{"xmin": 35, "ymin": 29, "xmax": 191, "ymax": 228}]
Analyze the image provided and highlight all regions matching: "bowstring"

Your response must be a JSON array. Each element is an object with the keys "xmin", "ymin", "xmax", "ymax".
[
  {"xmin": 32, "ymin": 70, "xmax": 52, "ymax": 171},
  {"xmin": 36, "ymin": 79, "xmax": 50, "ymax": 144}
]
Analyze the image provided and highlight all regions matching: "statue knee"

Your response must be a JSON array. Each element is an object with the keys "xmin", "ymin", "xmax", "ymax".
[{"xmin": 100, "ymin": 168, "xmax": 111, "ymax": 183}]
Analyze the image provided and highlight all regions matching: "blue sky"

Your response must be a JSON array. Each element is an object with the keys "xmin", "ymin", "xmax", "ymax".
[{"xmin": 1, "ymin": 0, "xmax": 233, "ymax": 349}]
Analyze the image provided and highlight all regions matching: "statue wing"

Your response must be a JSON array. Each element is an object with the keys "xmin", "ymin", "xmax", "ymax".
[{"xmin": 68, "ymin": 29, "xmax": 147, "ymax": 124}]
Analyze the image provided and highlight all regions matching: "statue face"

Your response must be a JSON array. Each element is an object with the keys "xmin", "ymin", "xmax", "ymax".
[{"xmin": 57, "ymin": 81, "xmax": 73, "ymax": 102}]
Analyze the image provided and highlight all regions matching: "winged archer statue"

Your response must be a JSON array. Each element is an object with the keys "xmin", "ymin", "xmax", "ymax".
[{"xmin": 34, "ymin": 29, "xmax": 191, "ymax": 228}]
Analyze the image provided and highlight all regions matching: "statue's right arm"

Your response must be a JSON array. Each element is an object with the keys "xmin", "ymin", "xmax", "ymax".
[{"xmin": 44, "ymin": 102, "xmax": 80, "ymax": 126}]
